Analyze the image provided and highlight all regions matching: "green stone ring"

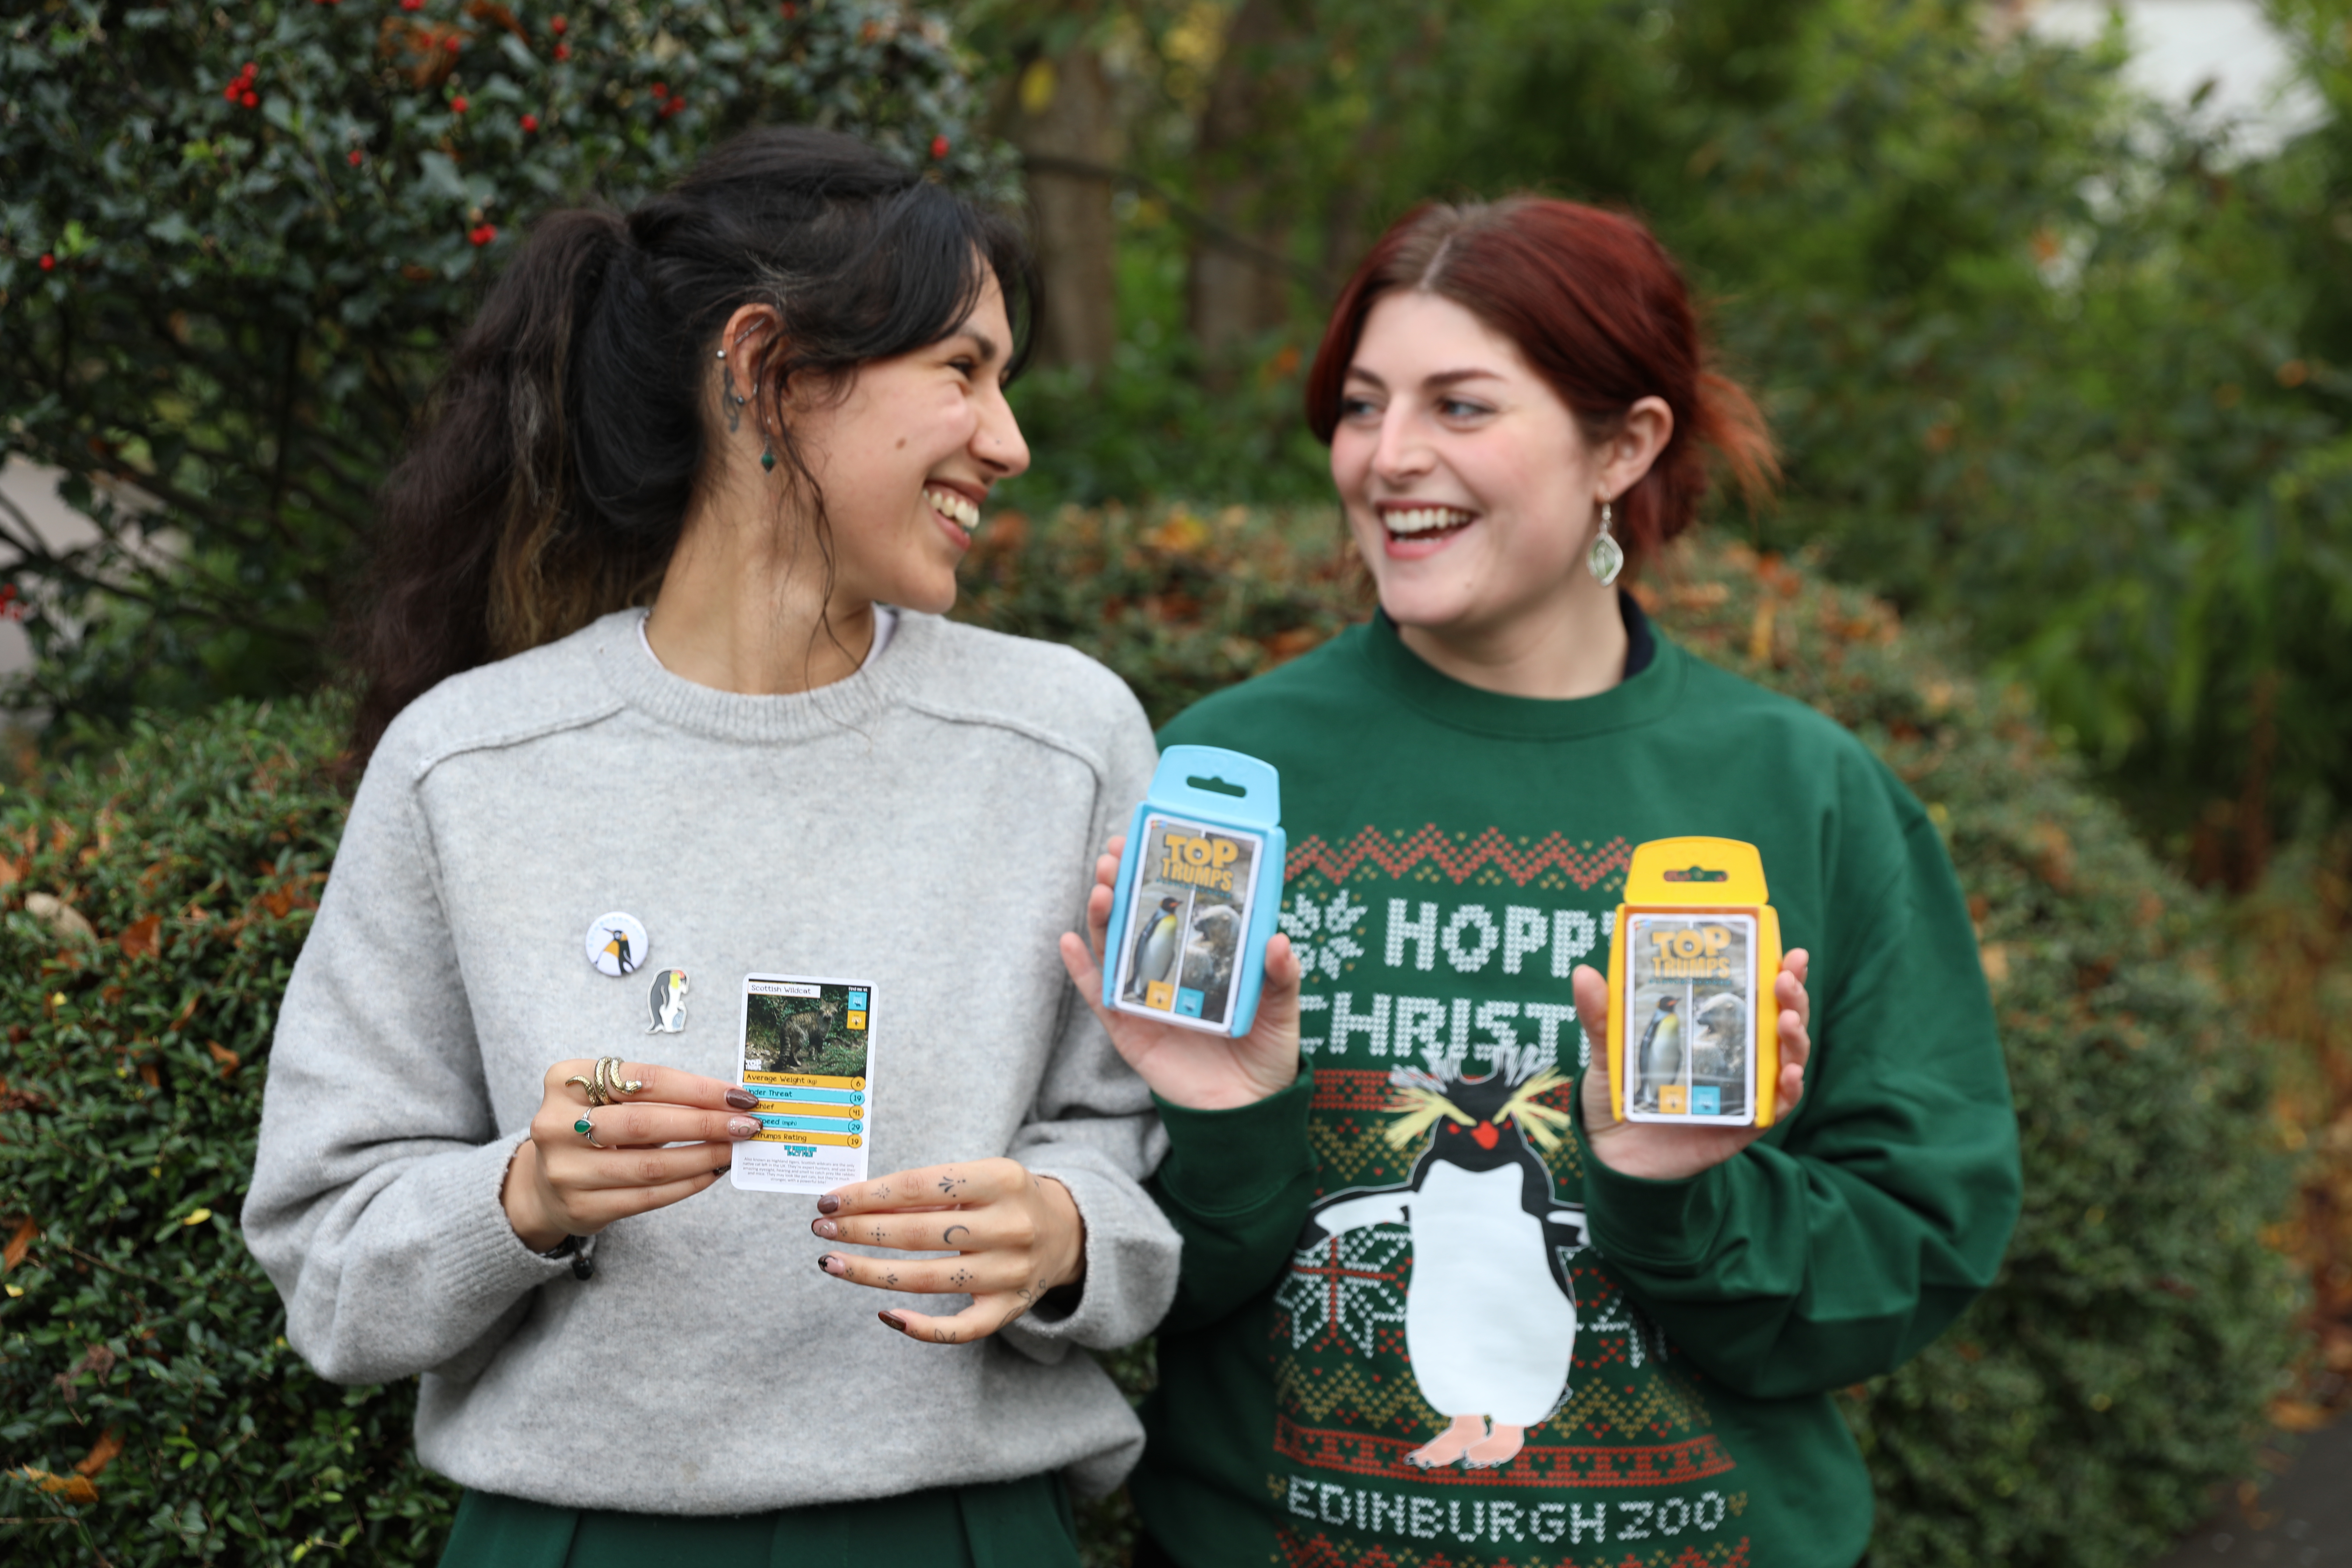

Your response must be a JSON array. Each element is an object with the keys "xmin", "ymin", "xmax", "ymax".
[{"xmin": 574, "ymin": 1114, "xmax": 607, "ymax": 1149}]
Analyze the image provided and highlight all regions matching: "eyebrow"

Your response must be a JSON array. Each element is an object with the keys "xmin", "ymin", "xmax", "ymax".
[
  {"xmin": 1344, "ymin": 366, "xmax": 1505, "ymax": 391},
  {"xmin": 950, "ymin": 328, "xmax": 1000, "ymax": 364}
]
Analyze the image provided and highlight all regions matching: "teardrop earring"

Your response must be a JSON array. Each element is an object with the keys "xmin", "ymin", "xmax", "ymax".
[{"xmin": 1588, "ymin": 499, "xmax": 1624, "ymax": 586}]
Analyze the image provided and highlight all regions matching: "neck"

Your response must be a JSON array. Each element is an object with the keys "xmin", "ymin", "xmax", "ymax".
[
  {"xmin": 643, "ymin": 489, "xmax": 874, "ymax": 695},
  {"xmin": 1394, "ymin": 579, "xmax": 1628, "ymax": 700}
]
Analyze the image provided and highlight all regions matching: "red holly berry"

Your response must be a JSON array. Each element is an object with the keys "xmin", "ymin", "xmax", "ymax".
[
  {"xmin": 469, "ymin": 224, "xmax": 497, "ymax": 246},
  {"xmin": 241, "ymin": 91, "xmax": 259, "ymax": 108},
  {"xmin": 651, "ymin": 82, "xmax": 668, "ymax": 99},
  {"xmin": 550, "ymin": 14, "xmax": 567, "ymax": 33},
  {"xmin": 444, "ymin": 35, "xmax": 461, "ymax": 53},
  {"xmin": 553, "ymin": 42, "xmax": 570, "ymax": 61},
  {"xmin": 348, "ymin": 148, "xmax": 364, "ymax": 166},
  {"xmin": 451, "ymin": 96, "xmax": 469, "ymax": 113},
  {"xmin": 400, "ymin": 0, "xmax": 424, "ymax": 9},
  {"xmin": 521, "ymin": 113, "xmax": 539, "ymax": 133},
  {"xmin": 242, "ymin": 62, "xmax": 257, "ymax": 78},
  {"xmin": 660, "ymin": 98, "xmax": 684, "ymax": 119},
  {"xmin": 222, "ymin": 84, "xmax": 238, "ymax": 102},
  {"xmin": 37, "ymin": 254, "xmax": 55, "ymax": 271},
  {"xmin": 779, "ymin": 2, "xmax": 796, "ymax": 15},
  {"xmin": 930, "ymin": 134, "xmax": 950, "ymax": 160}
]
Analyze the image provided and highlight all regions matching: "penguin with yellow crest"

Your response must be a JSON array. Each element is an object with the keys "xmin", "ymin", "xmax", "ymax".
[{"xmin": 1296, "ymin": 1045, "xmax": 1587, "ymax": 1472}]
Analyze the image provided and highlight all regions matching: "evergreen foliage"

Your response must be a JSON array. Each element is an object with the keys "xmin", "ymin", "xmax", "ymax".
[
  {"xmin": 0, "ymin": 516, "xmax": 2297, "ymax": 1565},
  {"xmin": 0, "ymin": 0, "xmax": 1001, "ymax": 723}
]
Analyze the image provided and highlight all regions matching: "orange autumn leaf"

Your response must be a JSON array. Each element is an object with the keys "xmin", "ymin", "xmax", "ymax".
[
  {"xmin": 206, "ymin": 1041, "xmax": 240, "ymax": 1078},
  {"xmin": 8, "ymin": 1465, "xmax": 98, "ymax": 1503},
  {"xmin": 3, "ymin": 1215, "xmax": 35, "ymax": 1270},
  {"xmin": 119, "ymin": 913, "xmax": 161, "ymax": 959},
  {"xmin": 74, "ymin": 1428, "xmax": 125, "ymax": 1479}
]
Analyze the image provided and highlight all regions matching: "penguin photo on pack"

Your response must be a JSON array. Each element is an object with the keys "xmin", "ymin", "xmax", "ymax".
[
  {"xmin": 1124, "ymin": 895, "xmax": 1183, "ymax": 1001},
  {"xmin": 1634, "ymin": 994, "xmax": 1682, "ymax": 1110},
  {"xmin": 1296, "ymin": 1047, "xmax": 1587, "ymax": 1471}
]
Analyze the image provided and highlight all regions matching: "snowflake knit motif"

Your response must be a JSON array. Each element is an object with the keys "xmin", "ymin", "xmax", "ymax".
[{"xmin": 1281, "ymin": 888, "xmax": 1369, "ymax": 980}]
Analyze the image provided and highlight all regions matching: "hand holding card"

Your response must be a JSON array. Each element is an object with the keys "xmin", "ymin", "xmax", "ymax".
[
  {"xmin": 1059, "ymin": 833, "xmax": 1304, "ymax": 1111},
  {"xmin": 1573, "ymin": 953, "xmax": 1813, "ymax": 1182},
  {"xmin": 809, "ymin": 1158, "xmax": 1086, "ymax": 1345}
]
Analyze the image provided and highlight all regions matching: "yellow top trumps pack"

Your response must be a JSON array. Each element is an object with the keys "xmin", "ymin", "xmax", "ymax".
[{"xmin": 1607, "ymin": 836, "xmax": 1783, "ymax": 1128}]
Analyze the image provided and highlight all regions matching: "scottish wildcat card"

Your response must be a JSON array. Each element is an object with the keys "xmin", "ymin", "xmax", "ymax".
[{"xmin": 729, "ymin": 974, "xmax": 875, "ymax": 1194}]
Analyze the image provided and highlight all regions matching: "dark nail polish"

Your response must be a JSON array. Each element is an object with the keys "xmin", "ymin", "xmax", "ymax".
[
  {"xmin": 811, "ymin": 1218, "xmax": 838, "ymax": 1239},
  {"xmin": 724, "ymin": 1088, "xmax": 758, "ymax": 1111},
  {"xmin": 818, "ymin": 1254, "xmax": 842, "ymax": 1275},
  {"xmin": 878, "ymin": 1310, "xmax": 908, "ymax": 1332},
  {"xmin": 816, "ymin": 1195, "xmax": 840, "ymax": 1214}
]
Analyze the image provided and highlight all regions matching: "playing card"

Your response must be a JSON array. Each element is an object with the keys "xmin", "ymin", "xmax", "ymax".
[
  {"xmin": 729, "ymin": 974, "xmax": 874, "ymax": 1194},
  {"xmin": 1618, "ymin": 911, "xmax": 1758, "ymax": 1126},
  {"xmin": 1108, "ymin": 813, "xmax": 1265, "ymax": 1035}
]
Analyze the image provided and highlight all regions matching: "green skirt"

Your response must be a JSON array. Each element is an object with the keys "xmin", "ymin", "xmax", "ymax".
[{"xmin": 438, "ymin": 1473, "xmax": 1081, "ymax": 1568}]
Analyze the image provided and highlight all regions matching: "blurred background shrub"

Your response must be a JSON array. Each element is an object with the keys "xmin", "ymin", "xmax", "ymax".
[{"xmin": 0, "ymin": 0, "xmax": 1004, "ymax": 722}]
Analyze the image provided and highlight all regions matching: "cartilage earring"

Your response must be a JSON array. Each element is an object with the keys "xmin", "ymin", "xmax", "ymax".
[{"xmin": 1588, "ymin": 499, "xmax": 1624, "ymax": 586}]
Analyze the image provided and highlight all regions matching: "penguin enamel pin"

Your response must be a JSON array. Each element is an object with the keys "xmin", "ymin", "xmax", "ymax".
[
  {"xmin": 646, "ymin": 968, "xmax": 689, "ymax": 1033},
  {"xmin": 584, "ymin": 911, "xmax": 649, "ymax": 978}
]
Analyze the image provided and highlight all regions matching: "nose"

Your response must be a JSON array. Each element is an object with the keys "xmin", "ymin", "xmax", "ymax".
[
  {"xmin": 1370, "ymin": 405, "xmax": 1432, "ymax": 486},
  {"xmin": 975, "ymin": 381, "xmax": 1030, "ymax": 480},
  {"xmin": 1471, "ymin": 1122, "xmax": 1500, "ymax": 1150}
]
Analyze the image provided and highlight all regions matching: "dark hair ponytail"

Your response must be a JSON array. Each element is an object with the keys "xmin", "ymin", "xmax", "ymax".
[{"xmin": 349, "ymin": 126, "xmax": 1032, "ymax": 764}]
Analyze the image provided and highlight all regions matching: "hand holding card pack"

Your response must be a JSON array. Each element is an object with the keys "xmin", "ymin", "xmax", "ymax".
[
  {"xmin": 1606, "ymin": 836, "xmax": 1784, "ymax": 1128},
  {"xmin": 1101, "ymin": 745, "xmax": 1285, "ymax": 1037}
]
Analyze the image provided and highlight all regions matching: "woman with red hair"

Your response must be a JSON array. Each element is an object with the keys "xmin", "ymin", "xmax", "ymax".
[{"xmin": 1111, "ymin": 198, "xmax": 2021, "ymax": 1566}]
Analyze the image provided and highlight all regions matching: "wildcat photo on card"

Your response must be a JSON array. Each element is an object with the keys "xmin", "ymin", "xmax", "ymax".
[
  {"xmin": 1623, "ymin": 911, "xmax": 1757, "ymax": 1124},
  {"xmin": 743, "ymin": 984, "xmax": 868, "ymax": 1080},
  {"xmin": 731, "ymin": 975, "xmax": 874, "ymax": 1195},
  {"xmin": 1113, "ymin": 813, "xmax": 1261, "ymax": 1031}
]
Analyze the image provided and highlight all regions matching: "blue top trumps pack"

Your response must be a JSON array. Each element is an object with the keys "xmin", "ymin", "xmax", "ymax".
[{"xmin": 1102, "ymin": 745, "xmax": 1286, "ymax": 1037}]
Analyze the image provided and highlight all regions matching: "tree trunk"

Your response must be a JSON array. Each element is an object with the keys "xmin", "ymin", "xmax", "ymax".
[
  {"xmin": 1004, "ymin": 48, "xmax": 1121, "ymax": 373},
  {"xmin": 1187, "ymin": 0, "xmax": 1312, "ymax": 362}
]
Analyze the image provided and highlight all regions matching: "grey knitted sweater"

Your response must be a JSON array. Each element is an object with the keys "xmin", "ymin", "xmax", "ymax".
[{"xmin": 244, "ymin": 609, "xmax": 1175, "ymax": 1512}]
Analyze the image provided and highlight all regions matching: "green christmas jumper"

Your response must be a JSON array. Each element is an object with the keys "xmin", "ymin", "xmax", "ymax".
[{"xmin": 1135, "ymin": 604, "xmax": 2022, "ymax": 1568}]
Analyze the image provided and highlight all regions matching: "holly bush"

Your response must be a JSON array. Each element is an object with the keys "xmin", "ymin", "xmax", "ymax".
[
  {"xmin": 0, "ymin": 0, "xmax": 1006, "ymax": 724},
  {"xmin": 0, "ymin": 514, "xmax": 2301, "ymax": 1566}
]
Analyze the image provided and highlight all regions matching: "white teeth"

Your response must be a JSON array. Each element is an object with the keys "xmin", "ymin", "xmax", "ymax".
[
  {"xmin": 1383, "ymin": 506, "xmax": 1474, "ymax": 535},
  {"xmin": 925, "ymin": 487, "xmax": 980, "ymax": 528}
]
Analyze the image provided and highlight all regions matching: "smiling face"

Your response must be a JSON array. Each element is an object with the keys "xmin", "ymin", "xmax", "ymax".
[
  {"xmin": 786, "ymin": 271, "xmax": 1029, "ymax": 615},
  {"xmin": 1330, "ymin": 290, "xmax": 1618, "ymax": 653}
]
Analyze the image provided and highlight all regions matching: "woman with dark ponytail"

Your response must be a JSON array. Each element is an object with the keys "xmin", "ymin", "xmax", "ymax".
[{"xmin": 245, "ymin": 127, "xmax": 1303, "ymax": 1566}]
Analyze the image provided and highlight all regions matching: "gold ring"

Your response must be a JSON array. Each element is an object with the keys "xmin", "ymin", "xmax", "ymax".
[
  {"xmin": 565, "ymin": 1073, "xmax": 609, "ymax": 1107},
  {"xmin": 598, "ymin": 1057, "xmax": 644, "ymax": 1097},
  {"xmin": 573, "ymin": 1112, "xmax": 608, "ymax": 1149}
]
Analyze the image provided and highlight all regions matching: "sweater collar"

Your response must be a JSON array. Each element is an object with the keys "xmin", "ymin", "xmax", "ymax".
[
  {"xmin": 588, "ymin": 608, "xmax": 926, "ymax": 744},
  {"xmin": 1356, "ymin": 593, "xmax": 1686, "ymax": 740}
]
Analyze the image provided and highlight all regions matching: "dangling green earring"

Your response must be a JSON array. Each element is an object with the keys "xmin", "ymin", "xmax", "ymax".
[{"xmin": 760, "ymin": 445, "xmax": 776, "ymax": 473}]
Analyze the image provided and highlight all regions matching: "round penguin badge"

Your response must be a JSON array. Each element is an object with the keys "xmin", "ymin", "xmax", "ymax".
[{"xmin": 584, "ymin": 912, "xmax": 648, "ymax": 978}]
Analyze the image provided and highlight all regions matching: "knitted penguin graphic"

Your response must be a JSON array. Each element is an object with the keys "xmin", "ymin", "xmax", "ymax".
[{"xmin": 1298, "ymin": 1049, "xmax": 1587, "ymax": 1470}]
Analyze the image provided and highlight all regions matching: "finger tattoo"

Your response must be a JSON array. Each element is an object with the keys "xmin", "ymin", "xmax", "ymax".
[
  {"xmin": 943, "ymin": 1224, "xmax": 972, "ymax": 1247},
  {"xmin": 950, "ymin": 1269, "xmax": 973, "ymax": 1287}
]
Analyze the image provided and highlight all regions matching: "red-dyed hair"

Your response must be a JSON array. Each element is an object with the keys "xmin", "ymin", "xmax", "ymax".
[{"xmin": 1306, "ymin": 198, "xmax": 1776, "ymax": 568}]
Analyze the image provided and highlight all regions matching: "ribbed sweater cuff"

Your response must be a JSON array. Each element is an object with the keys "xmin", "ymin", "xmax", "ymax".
[
  {"xmin": 1571, "ymin": 1072, "xmax": 1729, "ymax": 1274},
  {"xmin": 1151, "ymin": 1071, "xmax": 1315, "ymax": 1219},
  {"xmin": 434, "ymin": 1131, "xmax": 581, "ymax": 1312},
  {"xmin": 1000, "ymin": 1158, "xmax": 1177, "ymax": 1358}
]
